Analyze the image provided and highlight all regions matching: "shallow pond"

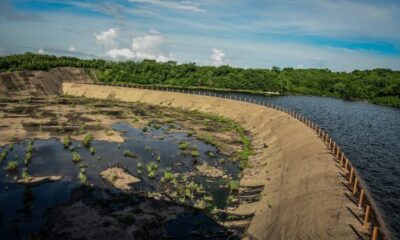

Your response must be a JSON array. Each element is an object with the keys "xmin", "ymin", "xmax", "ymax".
[{"xmin": 0, "ymin": 123, "xmax": 241, "ymax": 239}]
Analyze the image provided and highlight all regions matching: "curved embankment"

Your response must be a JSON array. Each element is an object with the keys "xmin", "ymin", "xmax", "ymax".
[
  {"xmin": 63, "ymin": 83, "xmax": 367, "ymax": 240},
  {"xmin": 0, "ymin": 67, "xmax": 91, "ymax": 97}
]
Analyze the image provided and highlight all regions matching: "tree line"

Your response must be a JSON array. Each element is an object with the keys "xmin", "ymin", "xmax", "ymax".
[{"xmin": 1, "ymin": 52, "xmax": 399, "ymax": 107}]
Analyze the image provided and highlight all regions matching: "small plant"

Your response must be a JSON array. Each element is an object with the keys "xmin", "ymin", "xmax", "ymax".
[
  {"xmin": 78, "ymin": 167, "xmax": 88, "ymax": 185},
  {"xmin": 83, "ymin": 133, "xmax": 93, "ymax": 148},
  {"xmin": 24, "ymin": 152, "xmax": 32, "ymax": 166},
  {"xmin": 9, "ymin": 143, "xmax": 14, "ymax": 151},
  {"xmin": 146, "ymin": 161, "xmax": 158, "ymax": 179},
  {"xmin": 97, "ymin": 156, "xmax": 102, "ymax": 161},
  {"xmin": 6, "ymin": 160, "xmax": 18, "ymax": 171},
  {"xmin": 190, "ymin": 149, "xmax": 200, "ymax": 157},
  {"xmin": 229, "ymin": 180, "xmax": 240, "ymax": 191},
  {"xmin": 178, "ymin": 141, "xmax": 189, "ymax": 150},
  {"xmin": 156, "ymin": 155, "xmax": 161, "ymax": 162},
  {"xmin": 21, "ymin": 168, "xmax": 30, "ymax": 180},
  {"xmin": 72, "ymin": 151, "xmax": 81, "ymax": 162},
  {"xmin": 136, "ymin": 161, "xmax": 143, "ymax": 169},
  {"xmin": 63, "ymin": 136, "xmax": 71, "ymax": 148},
  {"xmin": 0, "ymin": 150, "xmax": 8, "ymax": 161},
  {"xmin": 142, "ymin": 126, "xmax": 148, "ymax": 132},
  {"xmin": 124, "ymin": 150, "xmax": 137, "ymax": 158},
  {"xmin": 89, "ymin": 146, "xmax": 96, "ymax": 155},
  {"xmin": 161, "ymin": 170, "xmax": 175, "ymax": 183}
]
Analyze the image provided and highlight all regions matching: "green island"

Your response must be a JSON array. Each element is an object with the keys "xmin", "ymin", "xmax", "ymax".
[{"xmin": 1, "ymin": 53, "xmax": 399, "ymax": 107}]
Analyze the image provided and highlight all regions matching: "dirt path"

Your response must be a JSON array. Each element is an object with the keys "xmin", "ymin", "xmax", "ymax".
[{"xmin": 63, "ymin": 83, "xmax": 368, "ymax": 240}]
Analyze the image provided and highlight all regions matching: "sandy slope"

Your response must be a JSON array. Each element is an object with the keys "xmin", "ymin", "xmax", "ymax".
[{"xmin": 63, "ymin": 83, "xmax": 368, "ymax": 240}]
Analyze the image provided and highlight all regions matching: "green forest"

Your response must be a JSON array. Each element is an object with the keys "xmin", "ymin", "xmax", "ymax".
[{"xmin": 1, "ymin": 52, "xmax": 400, "ymax": 107}]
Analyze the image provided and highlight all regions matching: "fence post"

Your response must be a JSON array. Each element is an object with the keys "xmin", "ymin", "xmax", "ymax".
[
  {"xmin": 353, "ymin": 177, "xmax": 358, "ymax": 194},
  {"xmin": 340, "ymin": 153, "xmax": 344, "ymax": 167},
  {"xmin": 372, "ymin": 226, "xmax": 379, "ymax": 240},
  {"xmin": 336, "ymin": 147, "xmax": 340, "ymax": 158},
  {"xmin": 349, "ymin": 167, "xmax": 354, "ymax": 183},
  {"xmin": 359, "ymin": 189, "xmax": 365, "ymax": 208},
  {"xmin": 364, "ymin": 205, "xmax": 371, "ymax": 229},
  {"xmin": 344, "ymin": 158, "xmax": 349, "ymax": 171}
]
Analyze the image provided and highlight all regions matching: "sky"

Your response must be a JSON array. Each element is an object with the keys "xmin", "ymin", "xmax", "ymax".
[{"xmin": 0, "ymin": 0, "xmax": 399, "ymax": 71}]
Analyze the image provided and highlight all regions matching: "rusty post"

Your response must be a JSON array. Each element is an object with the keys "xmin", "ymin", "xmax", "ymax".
[
  {"xmin": 328, "ymin": 137, "xmax": 332, "ymax": 147},
  {"xmin": 364, "ymin": 205, "xmax": 371, "ymax": 229},
  {"xmin": 344, "ymin": 158, "xmax": 349, "ymax": 172},
  {"xmin": 372, "ymin": 226, "xmax": 379, "ymax": 240},
  {"xmin": 333, "ymin": 142, "xmax": 336, "ymax": 153},
  {"xmin": 359, "ymin": 189, "xmax": 365, "ymax": 208},
  {"xmin": 349, "ymin": 167, "xmax": 354, "ymax": 183},
  {"xmin": 353, "ymin": 177, "xmax": 358, "ymax": 194},
  {"xmin": 336, "ymin": 147, "xmax": 340, "ymax": 158}
]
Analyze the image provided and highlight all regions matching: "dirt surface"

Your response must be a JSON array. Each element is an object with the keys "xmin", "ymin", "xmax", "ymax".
[
  {"xmin": 64, "ymin": 83, "xmax": 370, "ymax": 240},
  {"xmin": 16, "ymin": 175, "xmax": 62, "ymax": 186},
  {"xmin": 100, "ymin": 167, "xmax": 141, "ymax": 191},
  {"xmin": 0, "ymin": 67, "xmax": 91, "ymax": 97}
]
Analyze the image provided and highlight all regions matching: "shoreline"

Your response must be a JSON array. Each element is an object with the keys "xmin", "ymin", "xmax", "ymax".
[{"xmin": 63, "ymin": 83, "xmax": 369, "ymax": 239}]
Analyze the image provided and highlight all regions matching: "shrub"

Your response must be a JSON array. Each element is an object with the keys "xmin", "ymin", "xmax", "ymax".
[
  {"xmin": 72, "ymin": 151, "xmax": 81, "ymax": 162},
  {"xmin": 190, "ymin": 150, "xmax": 200, "ymax": 157},
  {"xmin": 89, "ymin": 146, "xmax": 96, "ymax": 155},
  {"xmin": 63, "ymin": 136, "xmax": 71, "ymax": 148},
  {"xmin": 6, "ymin": 160, "xmax": 18, "ymax": 171},
  {"xmin": 146, "ymin": 162, "xmax": 158, "ymax": 179},
  {"xmin": 82, "ymin": 133, "xmax": 93, "ymax": 148},
  {"xmin": 123, "ymin": 150, "xmax": 137, "ymax": 158},
  {"xmin": 0, "ymin": 150, "xmax": 8, "ymax": 161},
  {"xmin": 229, "ymin": 180, "xmax": 240, "ymax": 191},
  {"xmin": 78, "ymin": 167, "xmax": 88, "ymax": 184},
  {"xmin": 178, "ymin": 141, "xmax": 189, "ymax": 150}
]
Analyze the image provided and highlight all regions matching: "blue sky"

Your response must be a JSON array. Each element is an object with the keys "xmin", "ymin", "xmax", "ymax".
[{"xmin": 0, "ymin": 0, "xmax": 399, "ymax": 71}]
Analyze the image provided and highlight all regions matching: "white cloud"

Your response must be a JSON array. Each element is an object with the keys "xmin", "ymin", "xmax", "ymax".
[
  {"xmin": 131, "ymin": 33, "xmax": 173, "ymax": 61},
  {"xmin": 107, "ymin": 48, "xmax": 135, "ymax": 59},
  {"xmin": 129, "ymin": 0, "xmax": 205, "ymax": 12},
  {"xmin": 37, "ymin": 49, "xmax": 45, "ymax": 54},
  {"xmin": 95, "ymin": 28, "xmax": 118, "ymax": 50},
  {"xmin": 96, "ymin": 28, "xmax": 173, "ymax": 62},
  {"xmin": 68, "ymin": 46, "xmax": 76, "ymax": 52},
  {"xmin": 211, "ymin": 48, "xmax": 225, "ymax": 66}
]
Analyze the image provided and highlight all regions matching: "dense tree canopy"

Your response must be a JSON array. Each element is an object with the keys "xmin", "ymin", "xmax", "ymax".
[{"xmin": 1, "ymin": 53, "xmax": 399, "ymax": 107}]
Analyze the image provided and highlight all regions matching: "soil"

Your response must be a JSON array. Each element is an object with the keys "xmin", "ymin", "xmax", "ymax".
[
  {"xmin": 64, "ymin": 83, "xmax": 370, "ymax": 240},
  {"xmin": 100, "ymin": 167, "xmax": 141, "ymax": 191},
  {"xmin": 16, "ymin": 175, "xmax": 62, "ymax": 186}
]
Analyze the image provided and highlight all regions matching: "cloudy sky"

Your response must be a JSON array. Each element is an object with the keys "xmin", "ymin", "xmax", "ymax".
[{"xmin": 0, "ymin": 0, "xmax": 399, "ymax": 71}]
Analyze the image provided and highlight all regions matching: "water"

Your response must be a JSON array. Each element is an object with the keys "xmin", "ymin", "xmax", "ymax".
[{"xmin": 0, "ymin": 123, "xmax": 240, "ymax": 239}]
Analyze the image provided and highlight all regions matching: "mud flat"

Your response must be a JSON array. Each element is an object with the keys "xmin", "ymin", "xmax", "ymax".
[{"xmin": 64, "ymin": 83, "xmax": 369, "ymax": 240}]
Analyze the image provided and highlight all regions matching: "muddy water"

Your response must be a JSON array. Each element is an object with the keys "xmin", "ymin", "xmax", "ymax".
[{"xmin": 0, "ymin": 123, "xmax": 240, "ymax": 239}]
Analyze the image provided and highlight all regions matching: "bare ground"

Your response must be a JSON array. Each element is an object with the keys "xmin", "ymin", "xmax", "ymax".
[{"xmin": 63, "ymin": 83, "xmax": 370, "ymax": 240}]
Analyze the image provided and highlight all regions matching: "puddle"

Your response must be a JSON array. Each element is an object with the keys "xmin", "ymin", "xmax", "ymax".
[{"xmin": 0, "ymin": 123, "xmax": 241, "ymax": 239}]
